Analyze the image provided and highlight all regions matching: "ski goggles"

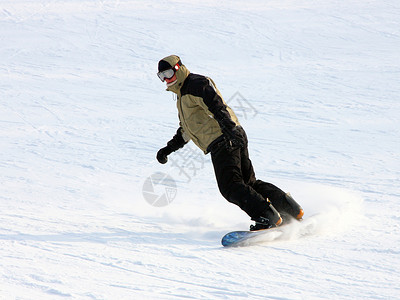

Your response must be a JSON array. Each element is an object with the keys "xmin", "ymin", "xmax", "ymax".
[{"xmin": 157, "ymin": 61, "xmax": 182, "ymax": 82}]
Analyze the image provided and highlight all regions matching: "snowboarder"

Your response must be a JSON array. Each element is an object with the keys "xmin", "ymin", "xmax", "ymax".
[{"xmin": 156, "ymin": 55, "xmax": 304, "ymax": 230}]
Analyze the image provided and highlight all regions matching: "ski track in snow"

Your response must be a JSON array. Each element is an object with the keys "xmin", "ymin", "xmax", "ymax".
[{"xmin": 1, "ymin": 1, "xmax": 400, "ymax": 299}]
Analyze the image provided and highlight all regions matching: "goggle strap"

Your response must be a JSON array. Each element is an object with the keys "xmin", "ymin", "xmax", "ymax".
[{"xmin": 174, "ymin": 60, "xmax": 182, "ymax": 71}]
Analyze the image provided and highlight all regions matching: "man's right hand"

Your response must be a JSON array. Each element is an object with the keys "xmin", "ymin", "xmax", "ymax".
[
  {"xmin": 222, "ymin": 126, "xmax": 245, "ymax": 149},
  {"xmin": 156, "ymin": 146, "xmax": 172, "ymax": 164}
]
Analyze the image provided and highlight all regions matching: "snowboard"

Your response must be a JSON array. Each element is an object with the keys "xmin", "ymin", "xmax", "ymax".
[
  {"xmin": 221, "ymin": 217, "xmax": 317, "ymax": 247},
  {"xmin": 221, "ymin": 226, "xmax": 286, "ymax": 247}
]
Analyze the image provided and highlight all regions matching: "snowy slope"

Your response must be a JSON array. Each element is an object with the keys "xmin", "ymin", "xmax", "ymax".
[{"xmin": 1, "ymin": 0, "xmax": 399, "ymax": 299}]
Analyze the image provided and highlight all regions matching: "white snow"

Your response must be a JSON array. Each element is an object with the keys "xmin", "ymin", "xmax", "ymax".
[{"xmin": 1, "ymin": 0, "xmax": 399, "ymax": 299}]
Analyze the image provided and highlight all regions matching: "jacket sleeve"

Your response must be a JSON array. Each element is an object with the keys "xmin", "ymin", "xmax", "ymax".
[
  {"xmin": 167, "ymin": 127, "xmax": 189, "ymax": 152},
  {"xmin": 178, "ymin": 121, "xmax": 191, "ymax": 143},
  {"xmin": 199, "ymin": 78, "xmax": 236, "ymax": 132}
]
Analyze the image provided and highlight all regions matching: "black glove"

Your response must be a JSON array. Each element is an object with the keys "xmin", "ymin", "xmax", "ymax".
[
  {"xmin": 156, "ymin": 146, "xmax": 173, "ymax": 164},
  {"xmin": 229, "ymin": 126, "xmax": 245, "ymax": 148},
  {"xmin": 156, "ymin": 127, "xmax": 188, "ymax": 164},
  {"xmin": 220, "ymin": 120, "xmax": 245, "ymax": 149},
  {"xmin": 213, "ymin": 109, "xmax": 244, "ymax": 149}
]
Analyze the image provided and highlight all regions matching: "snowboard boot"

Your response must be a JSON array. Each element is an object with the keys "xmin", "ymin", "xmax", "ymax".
[
  {"xmin": 280, "ymin": 193, "xmax": 304, "ymax": 222},
  {"xmin": 285, "ymin": 193, "xmax": 304, "ymax": 219},
  {"xmin": 250, "ymin": 202, "xmax": 282, "ymax": 231}
]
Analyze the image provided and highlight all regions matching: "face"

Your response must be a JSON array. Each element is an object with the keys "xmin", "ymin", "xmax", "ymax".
[{"xmin": 165, "ymin": 73, "xmax": 177, "ymax": 84}]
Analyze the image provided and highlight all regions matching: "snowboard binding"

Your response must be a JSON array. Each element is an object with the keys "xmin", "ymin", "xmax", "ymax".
[
  {"xmin": 250, "ymin": 202, "xmax": 282, "ymax": 231},
  {"xmin": 250, "ymin": 193, "xmax": 304, "ymax": 231}
]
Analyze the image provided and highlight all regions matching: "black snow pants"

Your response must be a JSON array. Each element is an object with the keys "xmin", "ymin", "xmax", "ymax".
[{"xmin": 209, "ymin": 127, "xmax": 287, "ymax": 220}]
